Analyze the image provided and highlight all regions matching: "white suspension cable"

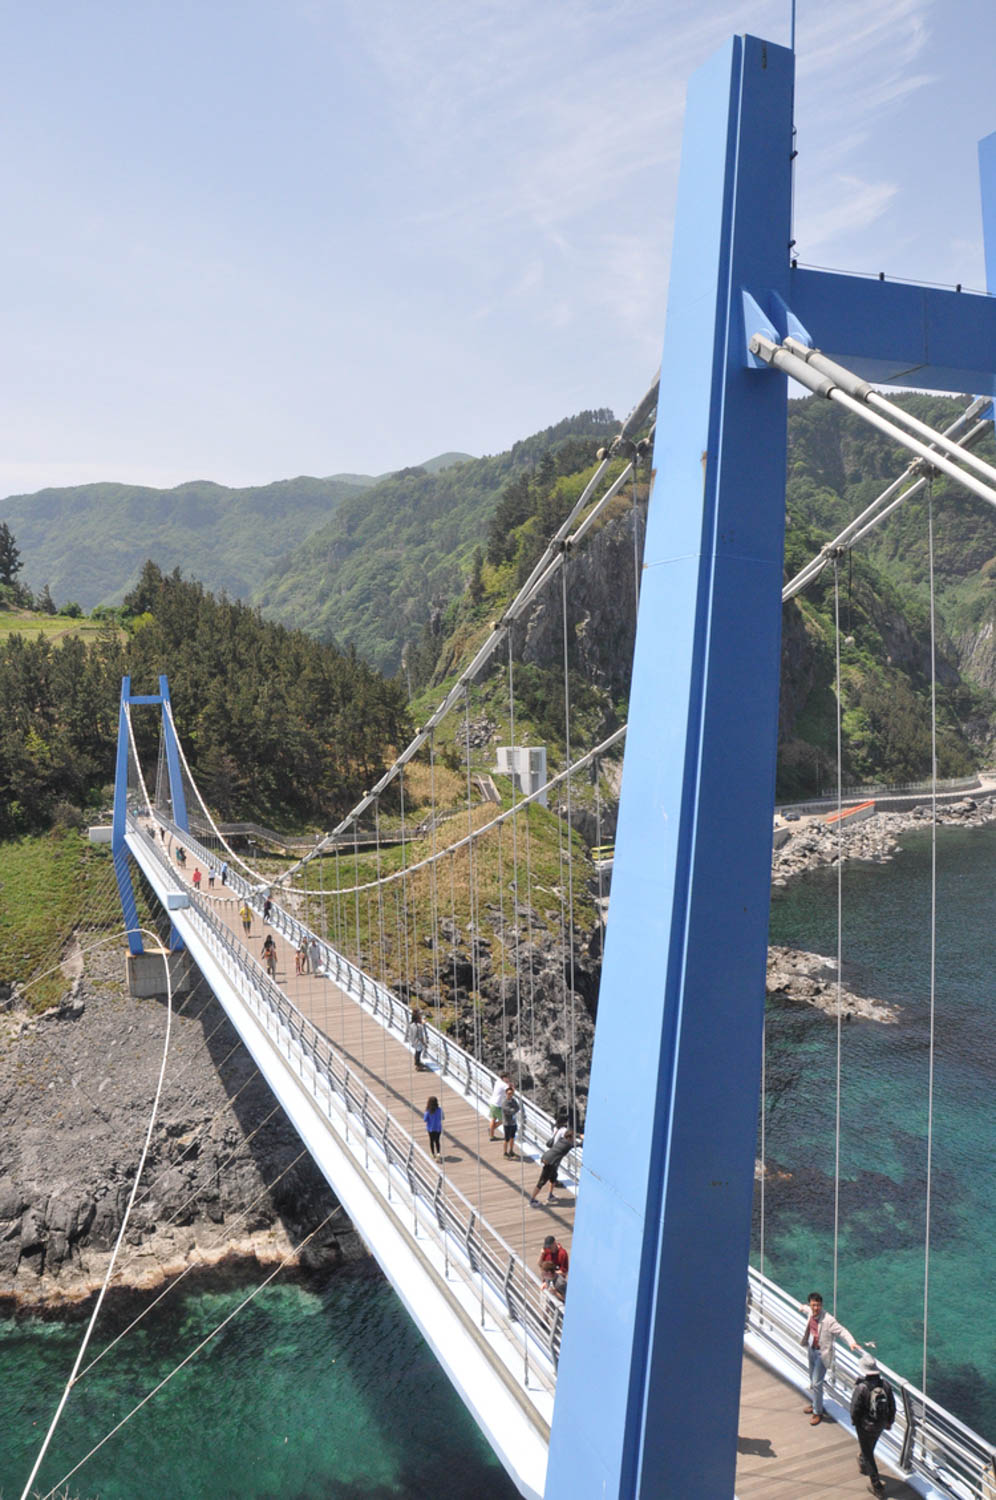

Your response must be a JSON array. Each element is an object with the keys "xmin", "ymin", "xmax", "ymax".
[
  {"xmin": 287, "ymin": 725, "xmax": 627, "ymax": 903},
  {"xmin": 19, "ymin": 931, "xmax": 175, "ymax": 1500},
  {"xmin": 783, "ymin": 339, "xmax": 996, "ymax": 492},
  {"xmin": 831, "ymin": 561, "xmax": 844, "ymax": 1319},
  {"xmin": 923, "ymin": 481, "xmax": 939, "ymax": 1398},
  {"xmin": 277, "ymin": 376, "xmax": 659, "ymax": 881},
  {"xmin": 42, "ymin": 1209, "xmax": 342, "ymax": 1500},
  {"xmin": 161, "ymin": 702, "xmax": 269, "ymax": 887}
]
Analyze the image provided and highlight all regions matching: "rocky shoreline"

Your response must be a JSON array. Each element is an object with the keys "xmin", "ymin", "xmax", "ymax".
[
  {"xmin": 5, "ymin": 794, "xmax": 994, "ymax": 1312},
  {"xmin": 767, "ymin": 794, "xmax": 996, "ymax": 1023},
  {"xmin": 772, "ymin": 793, "xmax": 996, "ymax": 883},
  {"xmin": 0, "ymin": 949, "xmax": 365, "ymax": 1311}
]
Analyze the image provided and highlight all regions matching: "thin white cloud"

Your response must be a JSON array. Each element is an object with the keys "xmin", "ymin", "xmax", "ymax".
[{"xmin": 797, "ymin": 174, "xmax": 900, "ymax": 252}]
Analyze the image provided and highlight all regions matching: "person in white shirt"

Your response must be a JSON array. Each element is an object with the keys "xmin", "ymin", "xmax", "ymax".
[{"xmin": 489, "ymin": 1073, "xmax": 510, "ymax": 1141}]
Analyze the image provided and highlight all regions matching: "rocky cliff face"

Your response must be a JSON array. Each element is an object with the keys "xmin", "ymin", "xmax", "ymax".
[
  {"xmin": 0, "ymin": 951, "xmax": 361, "ymax": 1305},
  {"xmin": 511, "ymin": 503, "xmax": 645, "ymax": 704}
]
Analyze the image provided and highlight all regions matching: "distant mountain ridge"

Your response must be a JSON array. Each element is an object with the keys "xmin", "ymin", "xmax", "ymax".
[
  {"xmin": 252, "ymin": 411, "xmax": 619, "ymax": 674},
  {"xmin": 0, "ymin": 453, "xmax": 474, "ymax": 610}
]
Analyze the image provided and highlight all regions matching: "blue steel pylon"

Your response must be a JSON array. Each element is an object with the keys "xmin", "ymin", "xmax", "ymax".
[
  {"xmin": 111, "ymin": 673, "xmax": 190, "ymax": 955},
  {"xmin": 546, "ymin": 34, "xmax": 996, "ymax": 1500}
]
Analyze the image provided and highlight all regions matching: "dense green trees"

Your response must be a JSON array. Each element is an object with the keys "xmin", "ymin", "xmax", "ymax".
[{"xmin": 0, "ymin": 562, "xmax": 409, "ymax": 838}]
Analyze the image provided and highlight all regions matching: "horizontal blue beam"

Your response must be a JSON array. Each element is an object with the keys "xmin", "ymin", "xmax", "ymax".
[
  {"xmin": 125, "ymin": 694, "xmax": 164, "ymax": 705},
  {"xmin": 788, "ymin": 267, "xmax": 996, "ymax": 393}
]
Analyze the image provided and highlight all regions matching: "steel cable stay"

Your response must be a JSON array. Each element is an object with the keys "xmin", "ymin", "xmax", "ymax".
[
  {"xmin": 831, "ymin": 560, "xmax": 844, "ymax": 1321},
  {"xmin": 38, "ymin": 1206, "xmax": 344, "ymax": 1500},
  {"xmin": 783, "ymin": 396, "xmax": 993, "ymax": 602},
  {"xmin": 922, "ymin": 481, "xmax": 939, "ymax": 1413},
  {"xmin": 78, "ymin": 1143, "xmax": 309, "ymax": 1381},
  {"xmin": 751, "ymin": 334, "xmax": 996, "ymax": 511},
  {"xmin": 262, "ymin": 375, "xmax": 659, "ymax": 887},
  {"xmin": 560, "ymin": 565, "xmax": 580, "ymax": 1130}
]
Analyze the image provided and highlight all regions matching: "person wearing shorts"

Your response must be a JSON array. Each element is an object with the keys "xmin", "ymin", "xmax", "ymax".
[{"xmin": 489, "ymin": 1073, "xmax": 510, "ymax": 1141}]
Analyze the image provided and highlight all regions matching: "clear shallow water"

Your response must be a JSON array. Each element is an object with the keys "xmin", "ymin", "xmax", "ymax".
[
  {"xmin": 760, "ymin": 823, "xmax": 995, "ymax": 1442},
  {"xmin": 1, "ymin": 1272, "xmax": 517, "ymax": 1500},
  {"xmin": 4, "ymin": 824, "xmax": 992, "ymax": 1496}
]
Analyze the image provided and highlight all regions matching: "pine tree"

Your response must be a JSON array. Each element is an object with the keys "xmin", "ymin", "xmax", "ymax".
[{"xmin": 0, "ymin": 523, "xmax": 21, "ymax": 586}]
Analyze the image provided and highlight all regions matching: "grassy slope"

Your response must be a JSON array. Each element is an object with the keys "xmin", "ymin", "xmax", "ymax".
[
  {"xmin": 0, "ymin": 829, "xmax": 126, "ymax": 1012},
  {"xmin": 0, "ymin": 609, "xmax": 120, "ymax": 645}
]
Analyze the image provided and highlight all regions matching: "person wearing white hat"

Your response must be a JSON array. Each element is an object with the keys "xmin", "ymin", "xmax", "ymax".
[{"xmin": 850, "ymin": 1351, "xmax": 896, "ymax": 1496}]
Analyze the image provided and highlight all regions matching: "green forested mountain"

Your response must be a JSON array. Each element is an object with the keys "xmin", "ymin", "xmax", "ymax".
[
  {"xmin": 2, "ymin": 392, "xmax": 994, "ymax": 827},
  {"xmin": 251, "ymin": 412, "xmax": 619, "ymax": 675},
  {"xmin": 0, "ymin": 563, "xmax": 408, "ymax": 838},
  {"xmin": 390, "ymin": 393, "xmax": 996, "ymax": 799},
  {"xmin": 0, "ymin": 454, "xmax": 473, "ymax": 613}
]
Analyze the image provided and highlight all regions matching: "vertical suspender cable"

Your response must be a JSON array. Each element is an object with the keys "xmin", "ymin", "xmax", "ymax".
[
  {"xmin": 353, "ymin": 819, "xmax": 369, "ymax": 1170},
  {"xmin": 832, "ymin": 558, "xmax": 844, "ymax": 1318},
  {"xmin": 561, "ymin": 565, "xmax": 579, "ymax": 1123},
  {"xmin": 923, "ymin": 482, "xmax": 938, "ymax": 1399},
  {"xmin": 428, "ymin": 732, "xmax": 443, "ymax": 1033},
  {"xmin": 506, "ymin": 634, "xmax": 524, "ymax": 1093},
  {"xmin": 631, "ymin": 446, "xmax": 642, "ymax": 609},
  {"xmin": 463, "ymin": 688, "xmax": 486, "ymax": 1328}
]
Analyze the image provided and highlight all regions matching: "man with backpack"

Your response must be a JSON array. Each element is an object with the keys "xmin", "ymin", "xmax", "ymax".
[{"xmin": 850, "ymin": 1352, "xmax": 896, "ymax": 1496}]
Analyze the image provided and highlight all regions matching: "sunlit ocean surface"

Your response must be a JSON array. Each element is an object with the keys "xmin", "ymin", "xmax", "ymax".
[
  {"xmin": 4, "ymin": 824, "xmax": 993, "ymax": 1497},
  {"xmin": 761, "ymin": 822, "xmax": 995, "ymax": 1442}
]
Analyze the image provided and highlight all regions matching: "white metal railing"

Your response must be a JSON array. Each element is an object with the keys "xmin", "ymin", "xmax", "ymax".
[
  {"xmin": 131, "ymin": 818, "xmax": 565, "ymax": 1392},
  {"xmin": 138, "ymin": 817, "xmax": 996, "ymax": 1496},
  {"xmin": 747, "ymin": 1268, "xmax": 996, "ymax": 1500},
  {"xmin": 155, "ymin": 815, "xmax": 582, "ymax": 1189}
]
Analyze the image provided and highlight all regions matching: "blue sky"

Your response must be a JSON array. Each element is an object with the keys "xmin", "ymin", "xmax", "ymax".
[{"xmin": 2, "ymin": 0, "xmax": 994, "ymax": 498}]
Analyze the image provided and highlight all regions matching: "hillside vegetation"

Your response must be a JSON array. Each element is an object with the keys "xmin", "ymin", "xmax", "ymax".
[{"xmin": 252, "ymin": 411, "xmax": 619, "ymax": 674}]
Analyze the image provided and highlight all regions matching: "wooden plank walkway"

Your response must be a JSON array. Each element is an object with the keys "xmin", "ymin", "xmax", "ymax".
[
  {"xmin": 179, "ymin": 866, "xmax": 576, "ymax": 1280},
  {"xmin": 737, "ymin": 1352, "xmax": 919, "ymax": 1499},
  {"xmin": 174, "ymin": 849, "xmax": 922, "ymax": 1498}
]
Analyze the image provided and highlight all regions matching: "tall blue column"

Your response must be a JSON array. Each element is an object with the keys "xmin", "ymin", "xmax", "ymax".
[
  {"xmin": 546, "ymin": 35, "xmax": 794, "ymax": 1499},
  {"xmin": 111, "ymin": 676, "xmax": 144, "ymax": 955},
  {"xmin": 982, "ymin": 130, "xmax": 996, "ymax": 296}
]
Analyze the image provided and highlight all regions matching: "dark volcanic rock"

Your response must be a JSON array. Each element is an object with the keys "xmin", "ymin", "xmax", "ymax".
[{"xmin": 0, "ymin": 949, "xmax": 364, "ymax": 1306}]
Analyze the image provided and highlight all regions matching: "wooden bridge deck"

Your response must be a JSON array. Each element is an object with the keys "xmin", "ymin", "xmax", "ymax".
[
  {"xmin": 190, "ymin": 876, "xmax": 576, "ymax": 1273},
  {"xmin": 174, "ymin": 855, "xmax": 920, "ymax": 1498},
  {"xmin": 736, "ymin": 1352, "xmax": 919, "ymax": 1499}
]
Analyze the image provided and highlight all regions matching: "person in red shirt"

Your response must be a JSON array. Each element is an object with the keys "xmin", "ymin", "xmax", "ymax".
[
  {"xmin": 192, "ymin": 867, "xmax": 202, "ymax": 890},
  {"xmin": 538, "ymin": 1234, "xmax": 569, "ymax": 1288}
]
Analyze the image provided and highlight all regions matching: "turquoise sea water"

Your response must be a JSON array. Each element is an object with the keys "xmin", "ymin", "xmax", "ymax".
[
  {"xmin": 3, "ymin": 823, "xmax": 992, "ymax": 1496},
  {"xmin": 760, "ymin": 822, "xmax": 995, "ymax": 1442},
  {"xmin": 1, "ymin": 1271, "xmax": 518, "ymax": 1499}
]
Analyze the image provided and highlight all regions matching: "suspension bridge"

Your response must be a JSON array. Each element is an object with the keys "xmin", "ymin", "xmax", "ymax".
[{"xmin": 17, "ymin": 30, "xmax": 996, "ymax": 1500}]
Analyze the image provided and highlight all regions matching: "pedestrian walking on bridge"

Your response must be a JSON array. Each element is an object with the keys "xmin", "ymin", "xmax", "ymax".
[{"xmin": 850, "ymin": 1353, "xmax": 895, "ymax": 1495}]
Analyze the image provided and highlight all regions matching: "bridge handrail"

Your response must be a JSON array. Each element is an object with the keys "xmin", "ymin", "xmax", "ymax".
[
  {"xmin": 156, "ymin": 816, "xmax": 582, "ymax": 1188},
  {"xmin": 747, "ymin": 1267, "xmax": 996, "ymax": 1500},
  {"xmin": 133, "ymin": 818, "xmax": 566, "ymax": 1385}
]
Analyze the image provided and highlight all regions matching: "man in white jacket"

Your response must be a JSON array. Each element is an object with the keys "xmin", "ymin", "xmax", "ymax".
[{"xmin": 799, "ymin": 1291, "xmax": 859, "ymax": 1423}]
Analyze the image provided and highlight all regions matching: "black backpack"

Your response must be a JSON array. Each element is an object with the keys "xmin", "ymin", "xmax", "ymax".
[{"xmin": 866, "ymin": 1379, "xmax": 894, "ymax": 1427}]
